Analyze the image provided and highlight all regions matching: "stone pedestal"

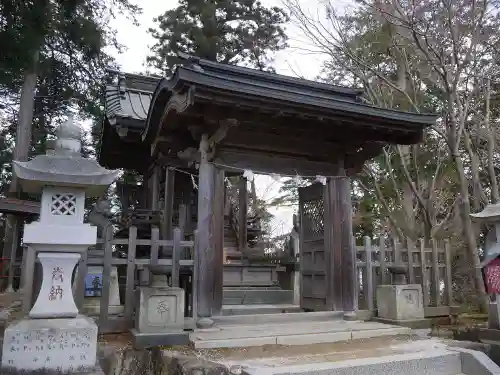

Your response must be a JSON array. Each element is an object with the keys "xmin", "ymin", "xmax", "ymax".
[
  {"xmin": 83, "ymin": 266, "xmax": 123, "ymax": 315},
  {"xmin": 2, "ymin": 316, "xmax": 98, "ymax": 373},
  {"xmin": 131, "ymin": 286, "xmax": 188, "ymax": 348},
  {"xmin": 30, "ymin": 252, "xmax": 81, "ymax": 319},
  {"xmin": 376, "ymin": 284, "xmax": 425, "ymax": 321},
  {"xmin": 135, "ymin": 286, "xmax": 185, "ymax": 333}
]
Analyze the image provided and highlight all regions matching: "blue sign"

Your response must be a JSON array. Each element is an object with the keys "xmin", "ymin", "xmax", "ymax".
[{"xmin": 84, "ymin": 273, "xmax": 103, "ymax": 297}]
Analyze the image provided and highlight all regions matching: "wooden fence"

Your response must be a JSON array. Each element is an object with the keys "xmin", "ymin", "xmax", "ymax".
[
  {"xmin": 21, "ymin": 226, "xmax": 197, "ymax": 333},
  {"xmin": 356, "ymin": 236, "xmax": 454, "ymax": 317}
]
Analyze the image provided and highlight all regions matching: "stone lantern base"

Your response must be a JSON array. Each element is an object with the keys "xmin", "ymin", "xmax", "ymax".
[{"xmin": 1, "ymin": 316, "xmax": 99, "ymax": 373}]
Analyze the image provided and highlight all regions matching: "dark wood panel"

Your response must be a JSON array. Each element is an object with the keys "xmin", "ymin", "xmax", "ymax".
[{"xmin": 299, "ymin": 184, "xmax": 328, "ymax": 311}]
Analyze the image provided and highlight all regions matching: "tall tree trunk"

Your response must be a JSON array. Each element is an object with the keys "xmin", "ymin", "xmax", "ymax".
[
  {"xmin": 454, "ymin": 152, "xmax": 487, "ymax": 312},
  {"xmin": 463, "ymin": 130, "xmax": 484, "ymax": 211},
  {"xmin": 484, "ymin": 78, "xmax": 499, "ymax": 203},
  {"xmin": 4, "ymin": 51, "xmax": 39, "ymax": 291},
  {"xmin": 11, "ymin": 51, "xmax": 39, "ymax": 187}
]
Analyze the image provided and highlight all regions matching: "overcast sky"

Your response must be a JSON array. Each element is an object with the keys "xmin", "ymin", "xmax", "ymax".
[
  {"xmin": 108, "ymin": 0, "xmax": 328, "ymax": 78},
  {"xmin": 107, "ymin": 0, "xmax": 339, "ymax": 236}
]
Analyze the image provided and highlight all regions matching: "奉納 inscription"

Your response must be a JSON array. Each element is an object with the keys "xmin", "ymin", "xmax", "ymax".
[{"xmin": 48, "ymin": 267, "xmax": 65, "ymax": 301}]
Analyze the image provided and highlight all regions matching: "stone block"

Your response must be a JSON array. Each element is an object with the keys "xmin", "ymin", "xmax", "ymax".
[
  {"xmin": 161, "ymin": 351, "xmax": 230, "ymax": 375},
  {"xmin": 376, "ymin": 284, "xmax": 424, "ymax": 321},
  {"xmin": 135, "ymin": 286, "xmax": 185, "ymax": 334},
  {"xmin": 1, "ymin": 316, "xmax": 98, "ymax": 373}
]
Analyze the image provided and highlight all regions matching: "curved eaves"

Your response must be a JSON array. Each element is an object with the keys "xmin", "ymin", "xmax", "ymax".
[{"xmin": 141, "ymin": 77, "xmax": 174, "ymax": 147}]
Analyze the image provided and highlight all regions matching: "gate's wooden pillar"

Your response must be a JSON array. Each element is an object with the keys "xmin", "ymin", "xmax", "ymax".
[
  {"xmin": 328, "ymin": 170, "xmax": 357, "ymax": 312},
  {"xmin": 150, "ymin": 165, "xmax": 161, "ymax": 210},
  {"xmin": 162, "ymin": 167, "xmax": 175, "ymax": 240},
  {"xmin": 212, "ymin": 167, "xmax": 225, "ymax": 315},
  {"xmin": 196, "ymin": 134, "xmax": 216, "ymax": 323}
]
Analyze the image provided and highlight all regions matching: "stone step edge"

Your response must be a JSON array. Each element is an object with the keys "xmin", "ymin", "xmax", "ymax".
[
  {"xmin": 191, "ymin": 327, "xmax": 412, "ymax": 349},
  {"xmin": 241, "ymin": 350, "xmax": 459, "ymax": 375},
  {"xmin": 212, "ymin": 310, "xmax": 345, "ymax": 325},
  {"xmin": 222, "ymin": 304, "xmax": 299, "ymax": 309}
]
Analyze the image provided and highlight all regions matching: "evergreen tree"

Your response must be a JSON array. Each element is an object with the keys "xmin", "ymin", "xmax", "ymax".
[
  {"xmin": 0, "ymin": 0, "xmax": 142, "ymax": 191},
  {"xmin": 147, "ymin": 0, "xmax": 289, "ymax": 73}
]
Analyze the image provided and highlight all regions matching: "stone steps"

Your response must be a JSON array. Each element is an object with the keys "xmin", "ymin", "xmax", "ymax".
[
  {"xmin": 223, "ymin": 287, "xmax": 293, "ymax": 305},
  {"xmin": 212, "ymin": 310, "xmax": 344, "ymax": 326},
  {"xmin": 222, "ymin": 303, "xmax": 301, "ymax": 316},
  {"xmin": 190, "ymin": 320, "xmax": 412, "ymax": 349}
]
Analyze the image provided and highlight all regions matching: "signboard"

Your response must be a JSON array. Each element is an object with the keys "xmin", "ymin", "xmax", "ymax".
[
  {"xmin": 84, "ymin": 266, "xmax": 103, "ymax": 297},
  {"xmin": 485, "ymin": 258, "xmax": 500, "ymax": 294}
]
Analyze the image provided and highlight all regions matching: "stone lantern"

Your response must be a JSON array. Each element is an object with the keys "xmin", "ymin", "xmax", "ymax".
[
  {"xmin": 1, "ymin": 115, "xmax": 119, "ymax": 374},
  {"xmin": 471, "ymin": 203, "xmax": 500, "ymax": 329}
]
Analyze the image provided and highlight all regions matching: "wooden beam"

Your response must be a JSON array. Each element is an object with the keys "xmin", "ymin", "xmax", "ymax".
[
  {"xmin": 215, "ymin": 147, "xmax": 342, "ymax": 176},
  {"xmin": 223, "ymin": 129, "xmax": 368, "ymax": 159},
  {"xmin": 195, "ymin": 134, "xmax": 216, "ymax": 323},
  {"xmin": 212, "ymin": 168, "xmax": 225, "ymax": 316},
  {"xmin": 238, "ymin": 176, "xmax": 248, "ymax": 254}
]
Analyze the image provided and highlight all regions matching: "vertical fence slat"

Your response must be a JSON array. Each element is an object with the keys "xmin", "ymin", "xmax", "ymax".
[
  {"xmin": 444, "ymin": 239, "xmax": 453, "ymax": 306},
  {"xmin": 22, "ymin": 246, "xmax": 36, "ymax": 314},
  {"xmin": 172, "ymin": 228, "xmax": 181, "ymax": 288},
  {"xmin": 75, "ymin": 248, "xmax": 88, "ymax": 311},
  {"xmin": 379, "ymin": 236, "xmax": 388, "ymax": 285},
  {"xmin": 420, "ymin": 240, "xmax": 430, "ymax": 307},
  {"xmin": 124, "ymin": 226, "xmax": 137, "ymax": 324},
  {"xmin": 394, "ymin": 240, "xmax": 402, "ymax": 265},
  {"xmin": 406, "ymin": 238, "xmax": 415, "ymax": 284},
  {"xmin": 191, "ymin": 230, "xmax": 198, "ymax": 321},
  {"xmin": 178, "ymin": 204, "xmax": 187, "ymax": 239},
  {"xmin": 364, "ymin": 236, "xmax": 374, "ymax": 313},
  {"xmin": 431, "ymin": 239, "xmax": 440, "ymax": 306},
  {"xmin": 150, "ymin": 227, "xmax": 160, "ymax": 265},
  {"xmin": 99, "ymin": 225, "xmax": 113, "ymax": 330},
  {"xmin": 7, "ymin": 219, "xmax": 20, "ymax": 291}
]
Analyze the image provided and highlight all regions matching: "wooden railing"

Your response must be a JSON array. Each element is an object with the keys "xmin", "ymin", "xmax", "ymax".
[
  {"xmin": 356, "ymin": 236, "xmax": 454, "ymax": 317},
  {"xmin": 225, "ymin": 178, "xmax": 263, "ymax": 251},
  {"xmin": 21, "ymin": 226, "xmax": 198, "ymax": 334}
]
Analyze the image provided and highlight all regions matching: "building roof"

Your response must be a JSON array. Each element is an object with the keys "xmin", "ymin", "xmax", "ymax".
[
  {"xmin": 105, "ymin": 72, "xmax": 159, "ymax": 129},
  {"xmin": 100, "ymin": 54, "xmax": 437, "ymax": 173}
]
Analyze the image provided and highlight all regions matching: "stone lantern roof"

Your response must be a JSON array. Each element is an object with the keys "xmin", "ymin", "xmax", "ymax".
[
  {"xmin": 470, "ymin": 203, "xmax": 500, "ymax": 224},
  {"xmin": 13, "ymin": 115, "xmax": 120, "ymax": 197},
  {"xmin": 471, "ymin": 204, "xmax": 500, "ymax": 267}
]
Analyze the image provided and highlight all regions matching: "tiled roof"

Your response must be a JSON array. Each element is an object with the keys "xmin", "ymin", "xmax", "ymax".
[{"xmin": 105, "ymin": 73, "xmax": 159, "ymax": 128}]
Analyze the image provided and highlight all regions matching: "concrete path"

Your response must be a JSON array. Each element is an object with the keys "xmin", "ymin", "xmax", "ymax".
[{"xmin": 169, "ymin": 335, "xmax": 499, "ymax": 374}]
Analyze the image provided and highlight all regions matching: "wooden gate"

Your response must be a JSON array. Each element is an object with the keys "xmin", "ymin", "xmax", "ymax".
[{"xmin": 299, "ymin": 183, "xmax": 329, "ymax": 311}]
